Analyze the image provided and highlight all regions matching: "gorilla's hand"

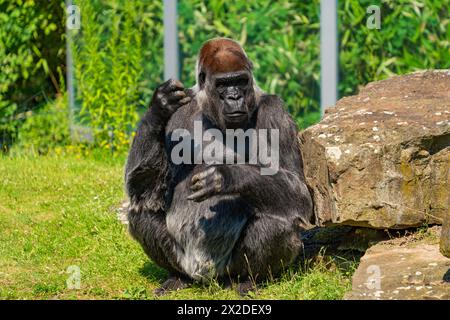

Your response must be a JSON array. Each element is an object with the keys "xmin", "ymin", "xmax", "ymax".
[
  {"xmin": 150, "ymin": 79, "xmax": 191, "ymax": 122},
  {"xmin": 187, "ymin": 166, "xmax": 226, "ymax": 202}
]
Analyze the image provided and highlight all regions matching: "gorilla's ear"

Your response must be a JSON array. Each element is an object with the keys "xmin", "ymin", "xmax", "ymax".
[{"xmin": 198, "ymin": 71, "xmax": 206, "ymax": 89}]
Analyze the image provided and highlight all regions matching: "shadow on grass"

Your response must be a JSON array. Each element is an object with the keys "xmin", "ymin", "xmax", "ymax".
[
  {"xmin": 299, "ymin": 226, "xmax": 367, "ymax": 268},
  {"xmin": 139, "ymin": 260, "xmax": 168, "ymax": 284},
  {"xmin": 137, "ymin": 226, "xmax": 366, "ymax": 289}
]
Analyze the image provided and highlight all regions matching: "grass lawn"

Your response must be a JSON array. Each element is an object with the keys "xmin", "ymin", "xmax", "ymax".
[{"xmin": 0, "ymin": 154, "xmax": 355, "ymax": 299}]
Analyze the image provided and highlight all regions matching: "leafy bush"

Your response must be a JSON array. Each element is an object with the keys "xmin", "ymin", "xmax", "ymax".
[
  {"xmin": 11, "ymin": 94, "xmax": 70, "ymax": 156},
  {"xmin": 179, "ymin": 0, "xmax": 449, "ymax": 128},
  {"xmin": 178, "ymin": 0, "xmax": 322, "ymax": 129},
  {"xmin": 0, "ymin": 0, "xmax": 65, "ymax": 152},
  {"xmin": 339, "ymin": 0, "xmax": 450, "ymax": 97},
  {"xmin": 72, "ymin": 0, "xmax": 163, "ymax": 153},
  {"xmin": 4, "ymin": 0, "xmax": 450, "ymax": 154}
]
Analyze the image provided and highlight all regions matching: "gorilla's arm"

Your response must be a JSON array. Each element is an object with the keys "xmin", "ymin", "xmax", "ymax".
[
  {"xmin": 125, "ymin": 79, "xmax": 190, "ymax": 208},
  {"xmin": 125, "ymin": 80, "xmax": 190, "ymax": 274},
  {"xmin": 189, "ymin": 149, "xmax": 311, "ymax": 214},
  {"xmin": 125, "ymin": 110, "xmax": 169, "ymax": 210},
  {"xmin": 224, "ymin": 164, "xmax": 310, "ymax": 212},
  {"xmin": 189, "ymin": 97, "xmax": 313, "ymax": 223}
]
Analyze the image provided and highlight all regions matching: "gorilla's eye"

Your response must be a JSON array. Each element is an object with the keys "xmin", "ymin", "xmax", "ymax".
[
  {"xmin": 215, "ymin": 78, "xmax": 230, "ymax": 88},
  {"xmin": 215, "ymin": 76, "xmax": 249, "ymax": 88},
  {"xmin": 235, "ymin": 77, "xmax": 249, "ymax": 87}
]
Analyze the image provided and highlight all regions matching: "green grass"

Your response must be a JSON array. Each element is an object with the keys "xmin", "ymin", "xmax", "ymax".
[{"xmin": 0, "ymin": 154, "xmax": 355, "ymax": 299}]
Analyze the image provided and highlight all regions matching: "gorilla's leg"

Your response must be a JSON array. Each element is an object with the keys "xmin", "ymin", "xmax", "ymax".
[
  {"xmin": 227, "ymin": 214, "xmax": 303, "ymax": 283},
  {"xmin": 128, "ymin": 205, "xmax": 191, "ymax": 294}
]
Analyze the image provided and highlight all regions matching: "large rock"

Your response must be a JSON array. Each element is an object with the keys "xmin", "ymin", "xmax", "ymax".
[
  {"xmin": 441, "ymin": 213, "xmax": 450, "ymax": 258},
  {"xmin": 299, "ymin": 70, "xmax": 450, "ymax": 229},
  {"xmin": 345, "ymin": 227, "xmax": 450, "ymax": 300}
]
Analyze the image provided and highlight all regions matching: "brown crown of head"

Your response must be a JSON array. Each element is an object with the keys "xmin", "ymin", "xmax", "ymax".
[{"xmin": 198, "ymin": 38, "xmax": 252, "ymax": 75}]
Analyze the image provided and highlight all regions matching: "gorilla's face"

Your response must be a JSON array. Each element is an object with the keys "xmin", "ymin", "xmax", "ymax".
[{"xmin": 204, "ymin": 70, "xmax": 256, "ymax": 130}]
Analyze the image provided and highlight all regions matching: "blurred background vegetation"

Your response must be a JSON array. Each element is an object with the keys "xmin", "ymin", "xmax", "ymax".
[{"xmin": 0, "ymin": 0, "xmax": 449, "ymax": 155}]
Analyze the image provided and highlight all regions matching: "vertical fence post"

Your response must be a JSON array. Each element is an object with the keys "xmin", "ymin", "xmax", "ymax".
[
  {"xmin": 320, "ymin": 0, "xmax": 338, "ymax": 115},
  {"xmin": 66, "ymin": 0, "xmax": 75, "ymax": 135},
  {"xmin": 163, "ymin": 0, "xmax": 180, "ymax": 80}
]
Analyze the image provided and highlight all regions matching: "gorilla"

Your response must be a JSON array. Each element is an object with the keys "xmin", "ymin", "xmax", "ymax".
[{"xmin": 125, "ymin": 38, "xmax": 313, "ymax": 295}]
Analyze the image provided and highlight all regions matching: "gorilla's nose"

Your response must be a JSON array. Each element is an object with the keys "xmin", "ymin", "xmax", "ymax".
[
  {"xmin": 226, "ymin": 91, "xmax": 241, "ymax": 99},
  {"xmin": 225, "ymin": 96, "xmax": 244, "ymax": 110}
]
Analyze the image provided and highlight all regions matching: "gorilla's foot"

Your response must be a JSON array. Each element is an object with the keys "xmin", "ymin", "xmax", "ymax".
[
  {"xmin": 154, "ymin": 273, "xmax": 192, "ymax": 296},
  {"xmin": 236, "ymin": 279, "xmax": 256, "ymax": 297}
]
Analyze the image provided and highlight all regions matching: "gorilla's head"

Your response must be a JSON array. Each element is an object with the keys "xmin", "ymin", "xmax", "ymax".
[{"xmin": 196, "ymin": 38, "xmax": 259, "ymax": 130}]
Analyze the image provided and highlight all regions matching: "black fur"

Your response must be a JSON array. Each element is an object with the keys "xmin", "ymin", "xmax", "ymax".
[{"xmin": 125, "ymin": 44, "xmax": 313, "ymax": 287}]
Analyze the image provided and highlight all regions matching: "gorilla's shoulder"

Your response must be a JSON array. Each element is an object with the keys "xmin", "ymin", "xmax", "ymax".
[
  {"xmin": 257, "ymin": 94, "xmax": 298, "ymax": 131},
  {"xmin": 258, "ymin": 94, "xmax": 284, "ymax": 109},
  {"xmin": 258, "ymin": 94, "xmax": 290, "ymax": 116}
]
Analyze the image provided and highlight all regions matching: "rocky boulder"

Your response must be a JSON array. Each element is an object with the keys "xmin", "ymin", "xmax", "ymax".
[
  {"xmin": 345, "ymin": 227, "xmax": 450, "ymax": 300},
  {"xmin": 299, "ymin": 70, "xmax": 450, "ymax": 229}
]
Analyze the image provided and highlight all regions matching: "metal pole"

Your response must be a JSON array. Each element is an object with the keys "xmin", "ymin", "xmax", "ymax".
[
  {"xmin": 66, "ymin": 0, "xmax": 75, "ymax": 135},
  {"xmin": 163, "ymin": 0, "xmax": 179, "ymax": 80},
  {"xmin": 320, "ymin": 0, "xmax": 338, "ymax": 115}
]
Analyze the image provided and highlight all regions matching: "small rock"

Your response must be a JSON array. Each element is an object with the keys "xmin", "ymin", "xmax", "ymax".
[{"xmin": 345, "ymin": 239, "xmax": 450, "ymax": 300}]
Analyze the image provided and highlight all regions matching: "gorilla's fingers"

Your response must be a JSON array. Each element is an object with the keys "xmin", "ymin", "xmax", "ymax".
[
  {"xmin": 168, "ymin": 90, "xmax": 186, "ymax": 102},
  {"xmin": 191, "ymin": 174, "xmax": 200, "ymax": 184},
  {"xmin": 179, "ymin": 97, "xmax": 192, "ymax": 106},
  {"xmin": 167, "ymin": 97, "xmax": 184, "ymax": 105},
  {"xmin": 213, "ymin": 172, "xmax": 223, "ymax": 192},
  {"xmin": 189, "ymin": 168, "xmax": 218, "ymax": 201},
  {"xmin": 192, "ymin": 169, "xmax": 208, "ymax": 182},
  {"xmin": 167, "ymin": 94, "xmax": 190, "ymax": 107},
  {"xmin": 159, "ymin": 79, "xmax": 172, "ymax": 92},
  {"xmin": 190, "ymin": 180, "xmax": 204, "ymax": 192},
  {"xmin": 162, "ymin": 79, "xmax": 184, "ymax": 93},
  {"xmin": 187, "ymin": 186, "xmax": 214, "ymax": 202}
]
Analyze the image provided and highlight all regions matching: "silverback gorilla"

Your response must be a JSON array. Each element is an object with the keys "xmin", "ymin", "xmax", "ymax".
[{"xmin": 125, "ymin": 38, "xmax": 313, "ymax": 295}]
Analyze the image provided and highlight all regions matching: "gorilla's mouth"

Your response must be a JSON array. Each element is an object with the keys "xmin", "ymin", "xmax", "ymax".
[{"xmin": 225, "ymin": 112, "xmax": 247, "ymax": 120}]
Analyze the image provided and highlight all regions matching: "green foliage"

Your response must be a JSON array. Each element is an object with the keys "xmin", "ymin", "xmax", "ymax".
[
  {"xmin": 339, "ymin": 0, "xmax": 450, "ymax": 97},
  {"xmin": 72, "ymin": 0, "xmax": 163, "ymax": 153},
  {"xmin": 178, "ymin": 0, "xmax": 449, "ymax": 129},
  {"xmin": 0, "ymin": 0, "xmax": 65, "ymax": 151},
  {"xmin": 3, "ymin": 0, "xmax": 450, "ymax": 153},
  {"xmin": 179, "ymin": 0, "xmax": 322, "ymax": 129},
  {"xmin": 11, "ymin": 95, "xmax": 70, "ymax": 156}
]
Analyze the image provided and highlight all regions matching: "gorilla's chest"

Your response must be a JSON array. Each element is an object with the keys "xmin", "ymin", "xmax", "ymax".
[
  {"xmin": 163, "ymin": 110, "xmax": 255, "ymax": 279},
  {"xmin": 165, "ymin": 178, "xmax": 250, "ymax": 279},
  {"xmin": 166, "ymin": 164, "xmax": 250, "ymax": 281}
]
